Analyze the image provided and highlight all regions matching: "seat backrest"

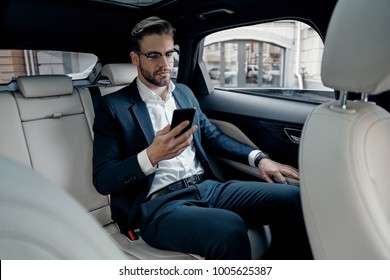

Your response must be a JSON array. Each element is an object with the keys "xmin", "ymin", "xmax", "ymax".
[
  {"xmin": 299, "ymin": 0, "xmax": 390, "ymax": 259},
  {"xmin": 0, "ymin": 92, "xmax": 31, "ymax": 166},
  {"xmin": 0, "ymin": 155, "xmax": 126, "ymax": 259},
  {"xmin": 9, "ymin": 74, "xmax": 204, "ymax": 260},
  {"xmin": 15, "ymin": 75, "xmax": 112, "ymax": 227}
]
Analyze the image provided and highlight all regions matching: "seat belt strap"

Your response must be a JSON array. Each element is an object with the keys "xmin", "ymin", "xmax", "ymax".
[{"xmin": 88, "ymin": 86, "xmax": 101, "ymax": 113}]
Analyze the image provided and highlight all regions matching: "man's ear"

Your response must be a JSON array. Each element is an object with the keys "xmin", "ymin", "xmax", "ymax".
[{"xmin": 130, "ymin": 51, "xmax": 139, "ymax": 65}]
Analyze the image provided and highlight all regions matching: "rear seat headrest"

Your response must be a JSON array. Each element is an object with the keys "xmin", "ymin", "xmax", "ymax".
[
  {"xmin": 17, "ymin": 75, "xmax": 73, "ymax": 98},
  {"xmin": 101, "ymin": 63, "xmax": 138, "ymax": 86}
]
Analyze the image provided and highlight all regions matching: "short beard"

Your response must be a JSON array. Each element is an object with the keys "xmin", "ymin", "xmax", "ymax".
[{"xmin": 139, "ymin": 62, "xmax": 171, "ymax": 87}]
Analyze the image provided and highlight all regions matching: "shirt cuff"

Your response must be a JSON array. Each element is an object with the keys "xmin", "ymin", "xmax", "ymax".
[
  {"xmin": 137, "ymin": 149, "xmax": 157, "ymax": 176},
  {"xmin": 249, "ymin": 149, "xmax": 261, "ymax": 167}
]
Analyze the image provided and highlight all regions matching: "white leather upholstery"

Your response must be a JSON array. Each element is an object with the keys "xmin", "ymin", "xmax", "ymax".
[
  {"xmin": 299, "ymin": 0, "xmax": 390, "ymax": 259},
  {"xmin": 101, "ymin": 63, "xmax": 137, "ymax": 85},
  {"xmin": 321, "ymin": 0, "xmax": 390, "ymax": 94},
  {"xmin": 0, "ymin": 93, "xmax": 30, "ymax": 166},
  {"xmin": 6, "ymin": 74, "xmax": 203, "ymax": 260},
  {"xmin": 15, "ymin": 77, "xmax": 111, "ymax": 226},
  {"xmin": 17, "ymin": 75, "xmax": 73, "ymax": 98},
  {"xmin": 99, "ymin": 63, "xmax": 138, "ymax": 96},
  {"xmin": 0, "ymin": 155, "xmax": 127, "ymax": 259}
]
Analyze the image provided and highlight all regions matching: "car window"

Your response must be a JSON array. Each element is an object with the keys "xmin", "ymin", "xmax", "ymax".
[
  {"xmin": 171, "ymin": 44, "xmax": 180, "ymax": 79},
  {"xmin": 0, "ymin": 50, "xmax": 98, "ymax": 84},
  {"xmin": 202, "ymin": 20, "xmax": 334, "ymax": 103}
]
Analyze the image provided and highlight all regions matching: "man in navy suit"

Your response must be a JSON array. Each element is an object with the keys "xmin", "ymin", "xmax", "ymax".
[{"xmin": 92, "ymin": 16, "xmax": 312, "ymax": 259}]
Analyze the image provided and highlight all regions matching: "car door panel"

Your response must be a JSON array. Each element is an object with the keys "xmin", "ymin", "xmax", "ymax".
[
  {"xmin": 197, "ymin": 89, "xmax": 319, "ymax": 181},
  {"xmin": 207, "ymin": 118, "xmax": 298, "ymax": 185}
]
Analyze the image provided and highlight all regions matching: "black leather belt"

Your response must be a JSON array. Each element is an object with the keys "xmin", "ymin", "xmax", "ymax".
[{"xmin": 148, "ymin": 174, "xmax": 203, "ymax": 200}]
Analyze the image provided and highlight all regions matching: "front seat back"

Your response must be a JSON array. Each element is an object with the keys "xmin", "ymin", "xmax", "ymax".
[
  {"xmin": 299, "ymin": 0, "xmax": 390, "ymax": 259},
  {"xmin": 0, "ymin": 155, "xmax": 127, "ymax": 259}
]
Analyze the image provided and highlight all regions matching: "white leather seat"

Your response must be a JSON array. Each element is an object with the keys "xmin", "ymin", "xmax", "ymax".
[
  {"xmin": 299, "ymin": 0, "xmax": 390, "ymax": 259},
  {"xmin": 101, "ymin": 63, "xmax": 138, "ymax": 86},
  {"xmin": 0, "ymin": 155, "xmax": 127, "ymax": 259},
  {"xmin": 98, "ymin": 63, "xmax": 138, "ymax": 95},
  {"xmin": 12, "ymin": 74, "xmax": 201, "ymax": 259}
]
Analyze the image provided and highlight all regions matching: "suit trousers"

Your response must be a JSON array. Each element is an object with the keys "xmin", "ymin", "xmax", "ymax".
[{"xmin": 139, "ymin": 179, "xmax": 312, "ymax": 260}]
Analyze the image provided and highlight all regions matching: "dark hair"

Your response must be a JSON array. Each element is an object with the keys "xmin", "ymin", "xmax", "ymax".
[{"xmin": 131, "ymin": 16, "xmax": 175, "ymax": 51}]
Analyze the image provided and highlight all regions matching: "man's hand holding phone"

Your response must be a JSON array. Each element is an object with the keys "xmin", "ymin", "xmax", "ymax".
[
  {"xmin": 170, "ymin": 108, "xmax": 196, "ymax": 137},
  {"xmin": 146, "ymin": 108, "xmax": 197, "ymax": 166}
]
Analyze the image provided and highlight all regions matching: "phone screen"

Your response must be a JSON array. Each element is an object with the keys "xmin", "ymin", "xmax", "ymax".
[{"xmin": 171, "ymin": 108, "xmax": 196, "ymax": 137}]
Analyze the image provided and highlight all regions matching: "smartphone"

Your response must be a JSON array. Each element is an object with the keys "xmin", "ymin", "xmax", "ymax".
[{"xmin": 171, "ymin": 108, "xmax": 196, "ymax": 137}]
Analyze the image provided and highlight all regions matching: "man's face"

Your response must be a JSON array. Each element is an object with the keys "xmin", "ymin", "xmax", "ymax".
[{"xmin": 132, "ymin": 34, "xmax": 175, "ymax": 88}]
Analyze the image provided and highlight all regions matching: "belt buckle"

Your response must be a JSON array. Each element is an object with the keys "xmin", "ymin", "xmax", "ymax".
[
  {"xmin": 192, "ymin": 174, "xmax": 201, "ymax": 184},
  {"xmin": 185, "ymin": 174, "xmax": 200, "ymax": 187},
  {"xmin": 183, "ymin": 177, "xmax": 190, "ymax": 188}
]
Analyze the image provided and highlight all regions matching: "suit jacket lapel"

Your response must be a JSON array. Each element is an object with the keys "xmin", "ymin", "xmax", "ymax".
[
  {"xmin": 173, "ymin": 89, "xmax": 191, "ymax": 109},
  {"xmin": 127, "ymin": 82, "xmax": 155, "ymax": 145}
]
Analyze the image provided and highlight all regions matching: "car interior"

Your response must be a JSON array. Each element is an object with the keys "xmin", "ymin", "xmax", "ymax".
[{"xmin": 1, "ymin": 0, "xmax": 389, "ymax": 260}]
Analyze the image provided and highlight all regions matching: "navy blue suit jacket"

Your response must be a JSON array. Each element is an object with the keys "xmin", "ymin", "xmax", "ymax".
[{"xmin": 92, "ymin": 80, "xmax": 255, "ymax": 233}]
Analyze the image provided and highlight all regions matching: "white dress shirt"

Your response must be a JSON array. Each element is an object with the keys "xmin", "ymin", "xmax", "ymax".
[{"xmin": 135, "ymin": 78, "xmax": 204, "ymax": 196}]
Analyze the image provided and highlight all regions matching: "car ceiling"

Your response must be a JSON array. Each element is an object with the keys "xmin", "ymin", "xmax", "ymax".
[{"xmin": 0, "ymin": 0, "xmax": 338, "ymax": 63}]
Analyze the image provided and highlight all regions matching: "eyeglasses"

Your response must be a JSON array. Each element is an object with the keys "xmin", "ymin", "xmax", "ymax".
[{"xmin": 134, "ymin": 49, "xmax": 179, "ymax": 63}]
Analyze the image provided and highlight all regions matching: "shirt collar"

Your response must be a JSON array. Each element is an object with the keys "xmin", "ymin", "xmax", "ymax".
[{"xmin": 137, "ymin": 78, "xmax": 176, "ymax": 103}]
